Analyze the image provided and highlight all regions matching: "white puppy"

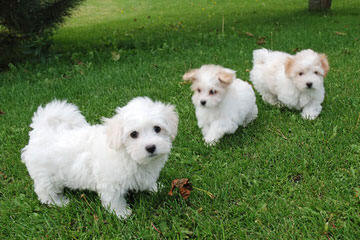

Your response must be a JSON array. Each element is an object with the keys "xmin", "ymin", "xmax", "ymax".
[
  {"xmin": 21, "ymin": 97, "xmax": 178, "ymax": 219},
  {"xmin": 183, "ymin": 64, "xmax": 258, "ymax": 145},
  {"xmin": 250, "ymin": 48, "xmax": 329, "ymax": 120}
]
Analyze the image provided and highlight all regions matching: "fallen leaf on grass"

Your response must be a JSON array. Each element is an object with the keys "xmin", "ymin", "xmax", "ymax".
[
  {"xmin": 256, "ymin": 37, "xmax": 266, "ymax": 45},
  {"xmin": 288, "ymin": 174, "xmax": 303, "ymax": 183},
  {"xmin": 111, "ymin": 51, "xmax": 120, "ymax": 61},
  {"xmin": 93, "ymin": 214, "xmax": 99, "ymax": 221},
  {"xmin": 0, "ymin": 110, "xmax": 4, "ymax": 115},
  {"xmin": 62, "ymin": 74, "xmax": 71, "ymax": 79},
  {"xmin": 245, "ymin": 32, "xmax": 254, "ymax": 37},
  {"xmin": 292, "ymin": 48, "xmax": 300, "ymax": 53},
  {"xmin": 168, "ymin": 178, "xmax": 193, "ymax": 200},
  {"xmin": 335, "ymin": 31, "xmax": 346, "ymax": 36},
  {"xmin": 180, "ymin": 80, "xmax": 191, "ymax": 85}
]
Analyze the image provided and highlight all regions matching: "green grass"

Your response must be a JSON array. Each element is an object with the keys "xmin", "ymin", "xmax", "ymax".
[{"xmin": 1, "ymin": 0, "xmax": 360, "ymax": 238}]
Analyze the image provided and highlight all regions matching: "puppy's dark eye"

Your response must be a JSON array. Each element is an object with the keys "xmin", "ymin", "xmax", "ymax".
[
  {"xmin": 314, "ymin": 71, "xmax": 319, "ymax": 75},
  {"xmin": 130, "ymin": 131, "xmax": 138, "ymax": 139},
  {"xmin": 209, "ymin": 90, "xmax": 216, "ymax": 95},
  {"xmin": 197, "ymin": 88, "xmax": 201, "ymax": 93},
  {"xmin": 154, "ymin": 126, "xmax": 161, "ymax": 133},
  {"xmin": 299, "ymin": 72, "xmax": 304, "ymax": 76}
]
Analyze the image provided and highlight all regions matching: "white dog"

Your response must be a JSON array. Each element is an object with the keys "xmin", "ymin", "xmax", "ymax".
[
  {"xmin": 183, "ymin": 64, "xmax": 258, "ymax": 145},
  {"xmin": 21, "ymin": 97, "xmax": 178, "ymax": 219},
  {"xmin": 250, "ymin": 48, "xmax": 329, "ymax": 120}
]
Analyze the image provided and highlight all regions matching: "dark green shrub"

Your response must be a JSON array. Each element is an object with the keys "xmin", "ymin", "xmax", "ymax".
[{"xmin": 0, "ymin": 0, "xmax": 84, "ymax": 67}]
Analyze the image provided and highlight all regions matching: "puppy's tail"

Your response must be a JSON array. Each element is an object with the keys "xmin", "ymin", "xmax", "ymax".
[
  {"xmin": 252, "ymin": 48, "xmax": 270, "ymax": 65},
  {"xmin": 30, "ymin": 100, "xmax": 88, "ymax": 132}
]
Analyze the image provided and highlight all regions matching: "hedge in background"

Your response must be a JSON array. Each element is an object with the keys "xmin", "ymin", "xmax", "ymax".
[{"xmin": 0, "ymin": 0, "xmax": 84, "ymax": 67}]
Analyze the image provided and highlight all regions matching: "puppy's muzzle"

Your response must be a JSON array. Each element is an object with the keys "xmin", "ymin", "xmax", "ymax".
[
  {"xmin": 200, "ymin": 100, "xmax": 206, "ymax": 106},
  {"xmin": 145, "ymin": 144, "xmax": 156, "ymax": 154}
]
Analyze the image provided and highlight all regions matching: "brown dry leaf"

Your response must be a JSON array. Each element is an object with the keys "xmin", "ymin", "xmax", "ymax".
[
  {"xmin": 93, "ymin": 214, "xmax": 99, "ymax": 221},
  {"xmin": 245, "ymin": 32, "xmax": 254, "ymax": 37},
  {"xmin": 335, "ymin": 32, "xmax": 346, "ymax": 36},
  {"xmin": 292, "ymin": 48, "xmax": 300, "ymax": 53},
  {"xmin": 245, "ymin": 69, "xmax": 250, "ymax": 72},
  {"xmin": 168, "ymin": 178, "xmax": 193, "ymax": 200},
  {"xmin": 256, "ymin": 37, "xmax": 266, "ymax": 45},
  {"xmin": 0, "ymin": 110, "xmax": 4, "ymax": 115}
]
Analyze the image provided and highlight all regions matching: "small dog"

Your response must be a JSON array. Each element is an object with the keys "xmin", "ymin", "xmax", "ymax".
[
  {"xmin": 183, "ymin": 64, "xmax": 258, "ymax": 145},
  {"xmin": 21, "ymin": 97, "xmax": 178, "ymax": 219},
  {"xmin": 250, "ymin": 48, "xmax": 329, "ymax": 120}
]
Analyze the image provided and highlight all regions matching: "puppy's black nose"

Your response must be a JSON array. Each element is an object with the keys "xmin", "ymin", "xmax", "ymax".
[
  {"xmin": 200, "ymin": 100, "xmax": 206, "ymax": 106},
  {"xmin": 306, "ymin": 82, "xmax": 313, "ymax": 88},
  {"xmin": 145, "ymin": 145, "xmax": 156, "ymax": 154}
]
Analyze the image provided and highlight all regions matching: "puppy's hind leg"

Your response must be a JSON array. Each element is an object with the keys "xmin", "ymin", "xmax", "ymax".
[
  {"xmin": 243, "ymin": 105, "xmax": 258, "ymax": 127},
  {"xmin": 262, "ymin": 93, "xmax": 280, "ymax": 106},
  {"xmin": 34, "ymin": 177, "xmax": 69, "ymax": 206}
]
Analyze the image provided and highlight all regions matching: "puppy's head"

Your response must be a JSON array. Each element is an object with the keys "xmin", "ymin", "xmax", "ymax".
[
  {"xmin": 183, "ymin": 64, "xmax": 236, "ymax": 108},
  {"xmin": 103, "ymin": 97, "xmax": 178, "ymax": 165},
  {"xmin": 285, "ymin": 49, "xmax": 329, "ymax": 91}
]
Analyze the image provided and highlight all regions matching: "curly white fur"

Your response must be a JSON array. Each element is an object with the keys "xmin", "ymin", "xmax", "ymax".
[
  {"xmin": 250, "ymin": 48, "xmax": 329, "ymax": 120},
  {"xmin": 21, "ymin": 97, "xmax": 178, "ymax": 219},
  {"xmin": 183, "ymin": 64, "xmax": 258, "ymax": 145}
]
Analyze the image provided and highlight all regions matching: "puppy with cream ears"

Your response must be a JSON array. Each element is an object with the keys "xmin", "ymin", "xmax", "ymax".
[
  {"xmin": 250, "ymin": 48, "xmax": 329, "ymax": 120},
  {"xmin": 21, "ymin": 97, "xmax": 178, "ymax": 219},
  {"xmin": 183, "ymin": 64, "xmax": 258, "ymax": 145}
]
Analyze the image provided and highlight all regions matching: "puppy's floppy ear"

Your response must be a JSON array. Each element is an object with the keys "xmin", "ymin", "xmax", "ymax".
[
  {"xmin": 102, "ymin": 107, "xmax": 124, "ymax": 150},
  {"xmin": 162, "ymin": 104, "xmax": 179, "ymax": 141},
  {"xmin": 285, "ymin": 57, "xmax": 294, "ymax": 77},
  {"xmin": 319, "ymin": 54, "xmax": 329, "ymax": 77},
  {"xmin": 183, "ymin": 69, "xmax": 198, "ymax": 82},
  {"xmin": 218, "ymin": 69, "xmax": 236, "ymax": 86}
]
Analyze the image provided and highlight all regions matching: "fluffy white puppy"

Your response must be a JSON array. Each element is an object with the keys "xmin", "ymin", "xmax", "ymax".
[
  {"xmin": 21, "ymin": 97, "xmax": 178, "ymax": 219},
  {"xmin": 183, "ymin": 64, "xmax": 258, "ymax": 145},
  {"xmin": 250, "ymin": 48, "xmax": 329, "ymax": 120}
]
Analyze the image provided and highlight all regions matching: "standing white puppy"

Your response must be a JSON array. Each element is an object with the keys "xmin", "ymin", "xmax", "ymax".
[
  {"xmin": 183, "ymin": 64, "xmax": 258, "ymax": 145},
  {"xmin": 21, "ymin": 97, "xmax": 178, "ymax": 219},
  {"xmin": 250, "ymin": 48, "xmax": 329, "ymax": 120}
]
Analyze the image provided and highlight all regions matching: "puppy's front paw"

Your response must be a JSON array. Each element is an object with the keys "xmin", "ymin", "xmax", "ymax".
[
  {"xmin": 204, "ymin": 136, "xmax": 218, "ymax": 146},
  {"xmin": 301, "ymin": 111, "xmax": 319, "ymax": 120},
  {"xmin": 114, "ymin": 207, "xmax": 132, "ymax": 219},
  {"xmin": 149, "ymin": 182, "xmax": 163, "ymax": 193}
]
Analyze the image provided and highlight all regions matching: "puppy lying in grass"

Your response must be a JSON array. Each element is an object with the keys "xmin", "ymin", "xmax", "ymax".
[
  {"xmin": 183, "ymin": 64, "xmax": 258, "ymax": 145},
  {"xmin": 250, "ymin": 48, "xmax": 329, "ymax": 120}
]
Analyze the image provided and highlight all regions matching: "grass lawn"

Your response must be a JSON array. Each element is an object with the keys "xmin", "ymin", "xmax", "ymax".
[{"xmin": 1, "ymin": 0, "xmax": 360, "ymax": 238}]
